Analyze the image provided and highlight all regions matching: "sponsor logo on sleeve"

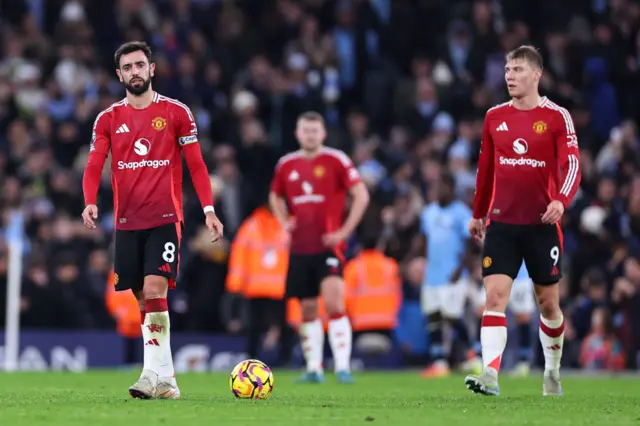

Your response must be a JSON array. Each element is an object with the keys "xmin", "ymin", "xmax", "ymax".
[{"xmin": 179, "ymin": 135, "xmax": 198, "ymax": 145}]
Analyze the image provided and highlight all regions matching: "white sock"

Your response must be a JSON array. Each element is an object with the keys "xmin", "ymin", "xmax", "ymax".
[
  {"xmin": 480, "ymin": 311, "xmax": 507, "ymax": 375},
  {"xmin": 539, "ymin": 314, "xmax": 564, "ymax": 372},
  {"xmin": 299, "ymin": 319, "xmax": 324, "ymax": 373},
  {"xmin": 142, "ymin": 300, "xmax": 175, "ymax": 381},
  {"xmin": 328, "ymin": 314, "xmax": 352, "ymax": 372}
]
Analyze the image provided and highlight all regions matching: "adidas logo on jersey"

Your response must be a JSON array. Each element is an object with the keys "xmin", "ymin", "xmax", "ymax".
[
  {"xmin": 496, "ymin": 122, "xmax": 509, "ymax": 131},
  {"xmin": 116, "ymin": 124, "xmax": 130, "ymax": 134}
]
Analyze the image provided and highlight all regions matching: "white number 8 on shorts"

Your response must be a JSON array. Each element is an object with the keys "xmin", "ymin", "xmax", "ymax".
[{"xmin": 163, "ymin": 242, "xmax": 176, "ymax": 263}]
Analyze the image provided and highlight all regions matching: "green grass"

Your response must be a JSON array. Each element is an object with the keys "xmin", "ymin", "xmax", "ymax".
[{"xmin": 0, "ymin": 371, "xmax": 639, "ymax": 425}]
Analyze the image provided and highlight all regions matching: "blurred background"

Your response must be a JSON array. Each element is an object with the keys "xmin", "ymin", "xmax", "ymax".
[{"xmin": 1, "ymin": 0, "xmax": 640, "ymax": 373}]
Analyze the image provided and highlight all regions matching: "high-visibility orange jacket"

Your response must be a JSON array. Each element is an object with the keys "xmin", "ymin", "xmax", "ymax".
[
  {"xmin": 344, "ymin": 250, "xmax": 402, "ymax": 332},
  {"xmin": 105, "ymin": 269, "xmax": 141, "ymax": 338},
  {"xmin": 226, "ymin": 207, "xmax": 289, "ymax": 300}
]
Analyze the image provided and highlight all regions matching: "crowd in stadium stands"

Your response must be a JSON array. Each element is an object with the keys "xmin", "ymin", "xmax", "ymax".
[{"xmin": 1, "ymin": 0, "xmax": 640, "ymax": 369}]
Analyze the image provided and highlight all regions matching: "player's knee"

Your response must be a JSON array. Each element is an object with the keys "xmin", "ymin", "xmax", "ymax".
[
  {"xmin": 321, "ymin": 276, "xmax": 345, "ymax": 315},
  {"xmin": 301, "ymin": 298, "xmax": 318, "ymax": 322},
  {"xmin": 515, "ymin": 313, "xmax": 531, "ymax": 324},
  {"xmin": 143, "ymin": 275, "xmax": 168, "ymax": 299},
  {"xmin": 484, "ymin": 275, "xmax": 511, "ymax": 312},
  {"xmin": 535, "ymin": 285, "xmax": 561, "ymax": 319},
  {"xmin": 484, "ymin": 289, "xmax": 509, "ymax": 312},
  {"xmin": 537, "ymin": 296, "xmax": 561, "ymax": 319}
]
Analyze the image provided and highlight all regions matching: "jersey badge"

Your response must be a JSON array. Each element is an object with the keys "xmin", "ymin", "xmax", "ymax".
[
  {"xmin": 113, "ymin": 273, "xmax": 119, "ymax": 285},
  {"xmin": 533, "ymin": 120, "xmax": 547, "ymax": 134},
  {"xmin": 151, "ymin": 116, "xmax": 167, "ymax": 131},
  {"xmin": 314, "ymin": 165, "xmax": 324, "ymax": 178},
  {"xmin": 483, "ymin": 256, "xmax": 492, "ymax": 268}
]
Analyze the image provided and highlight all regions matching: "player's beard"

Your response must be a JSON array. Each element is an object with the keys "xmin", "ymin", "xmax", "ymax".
[{"xmin": 125, "ymin": 76, "xmax": 151, "ymax": 96}]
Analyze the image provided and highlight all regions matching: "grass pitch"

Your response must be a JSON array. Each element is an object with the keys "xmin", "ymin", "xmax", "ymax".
[{"xmin": 0, "ymin": 371, "xmax": 639, "ymax": 425}]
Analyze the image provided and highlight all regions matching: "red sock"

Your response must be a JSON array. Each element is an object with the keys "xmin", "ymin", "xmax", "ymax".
[
  {"xmin": 140, "ymin": 310, "xmax": 146, "ymax": 324},
  {"xmin": 145, "ymin": 298, "xmax": 168, "ymax": 313}
]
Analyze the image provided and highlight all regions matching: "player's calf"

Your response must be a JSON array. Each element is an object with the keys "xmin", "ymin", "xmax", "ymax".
[
  {"xmin": 535, "ymin": 283, "xmax": 564, "ymax": 394},
  {"xmin": 322, "ymin": 276, "xmax": 353, "ymax": 379},
  {"xmin": 297, "ymin": 298, "xmax": 325, "ymax": 378},
  {"xmin": 479, "ymin": 275, "xmax": 511, "ymax": 378},
  {"xmin": 141, "ymin": 276, "xmax": 176, "ymax": 388}
]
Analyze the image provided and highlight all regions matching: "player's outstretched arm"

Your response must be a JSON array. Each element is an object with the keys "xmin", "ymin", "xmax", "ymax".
[{"xmin": 82, "ymin": 112, "xmax": 111, "ymax": 229}]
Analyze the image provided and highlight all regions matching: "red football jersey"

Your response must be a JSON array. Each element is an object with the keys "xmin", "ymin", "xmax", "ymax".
[
  {"xmin": 90, "ymin": 92, "xmax": 199, "ymax": 230},
  {"xmin": 473, "ymin": 97, "xmax": 581, "ymax": 225},
  {"xmin": 271, "ymin": 147, "xmax": 361, "ymax": 254}
]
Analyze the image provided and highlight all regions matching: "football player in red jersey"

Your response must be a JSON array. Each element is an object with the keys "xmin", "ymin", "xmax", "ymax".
[
  {"xmin": 465, "ymin": 46, "xmax": 581, "ymax": 397},
  {"xmin": 81, "ymin": 41, "xmax": 223, "ymax": 399},
  {"xmin": 269, "ymin": 112, "xmax": 370, "ymax": 383}
]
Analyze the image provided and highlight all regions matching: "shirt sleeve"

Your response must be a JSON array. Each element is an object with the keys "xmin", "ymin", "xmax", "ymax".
[
  {"xmin": 337, "ymin": 154, "xmax": 361, "ymax": 190},
  {"xmin": 270, "ymin": 161, "xmax": 286, "ymax": 196},
  {"xmin": 553, "ymin": 108, "xmax": 581, "ymax": 208},
  {"xmin": 175, "ymin": 103, "xmax": 214, "ymax": 210},
  {"xmin": 82, "ymin": 110, "xmax": 111, "ymax": 205},
  {"xmin": 174, "ymin": 103, "xmax": 199, "ymax": 146},
  {"xmin": 472, "ymin": 112, "xmax": 495, "ymax": 219}
]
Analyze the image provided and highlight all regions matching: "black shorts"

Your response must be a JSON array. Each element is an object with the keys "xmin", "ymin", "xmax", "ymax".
[
  {"xmin": 285, "ymin": 252, "xmax": 343, "ymax": 300},
  {"xmin": 482, "ymin": 221, "xmax": 563, "ymax": 285},
  {"xmin": 113, "ymin": 222, "xmax": 182, "ymax": 292}
]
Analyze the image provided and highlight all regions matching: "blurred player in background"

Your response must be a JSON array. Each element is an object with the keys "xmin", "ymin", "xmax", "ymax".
[
  {"xmin": 467, "ymin": 45, "xmax": 581, "ymax": 396},
  {"xmin": 269, "ymin": 112, "xmax": 370, "ymax": 383},
  {"xmin": 82, "ymin": 41, "xmax": 223, "ymax": 399},
  {"xmin": 418, "ymin": 174, "xmax": 474, "ymax": 377}
]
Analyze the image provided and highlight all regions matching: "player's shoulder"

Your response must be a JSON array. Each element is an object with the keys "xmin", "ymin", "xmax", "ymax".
[
  {"xmin": 93, "ymin": 98, "xmax": 127, "ymax": 133},
  {"xmin": 319, "ymin": 146, "xmax": 353, "ymax": 167},
  {"xmin": 156, "ymin": 93, "xmax": 193, "ymax": 115},
  {"xmin": 95, "ymin": 98, "xmax": 127, "ymax": 122},
  {"xmin": 539, "ymin": 97, "xmax": 575, "ymax": 128},
  {"xmin": 485, "ymin": 101, "xmax": 512, "ymax": 118},
  {"xmin": 275, "ymin": 150, "xmax": 304, "ymax": 170}
]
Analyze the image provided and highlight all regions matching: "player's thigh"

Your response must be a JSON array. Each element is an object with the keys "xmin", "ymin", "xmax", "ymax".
[
  {"xmin": 482, "ymin": 222, "xmax": 523, "ymax": 280},
  {"xmin": 509, "ymin": 278, "xmax": 536, "ymax": 316},
  {"xmin": 421, "ymin": 286, "xmax": 444, "ymax": 315},
  {"xmin": 113, "ymin": 230, "xmax": 144, "ymax": 292},
  {"xmin": 441, "ymin": 281, "xmax": 469, "ymax": 319},
  {"xmin": 143, "ymin": 222, "xmax": 182, "ymax": 286},
  {"xmin": 285, "ymin": 254, "xmax": 317, "ymax": 300},
  {"xmin": 317, "ymin": 252, "xmax": 344, "ymax": 296},
  {"xmin": 522, "ymin": 224, "xmax": 562, "ymax": 285}
]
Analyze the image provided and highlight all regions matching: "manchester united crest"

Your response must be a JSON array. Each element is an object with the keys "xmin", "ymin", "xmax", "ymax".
[
  {"xmin": 533, "ymin": 120, "xmax": 547, "ymax": 134},
  {"xmin": 113, "ymin": 273, "xmax": 119, "ymax": 285},
  {"xmin": 151, "ymin": 116, "xmax": 167, "ymax": 131},
  {"xmin": 314, "ymin": 165, "xmax": 324, "ymax": 178},
  {"xmin": 483, "ymin": 257, "xmax": 492, "ymax": 268}
]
